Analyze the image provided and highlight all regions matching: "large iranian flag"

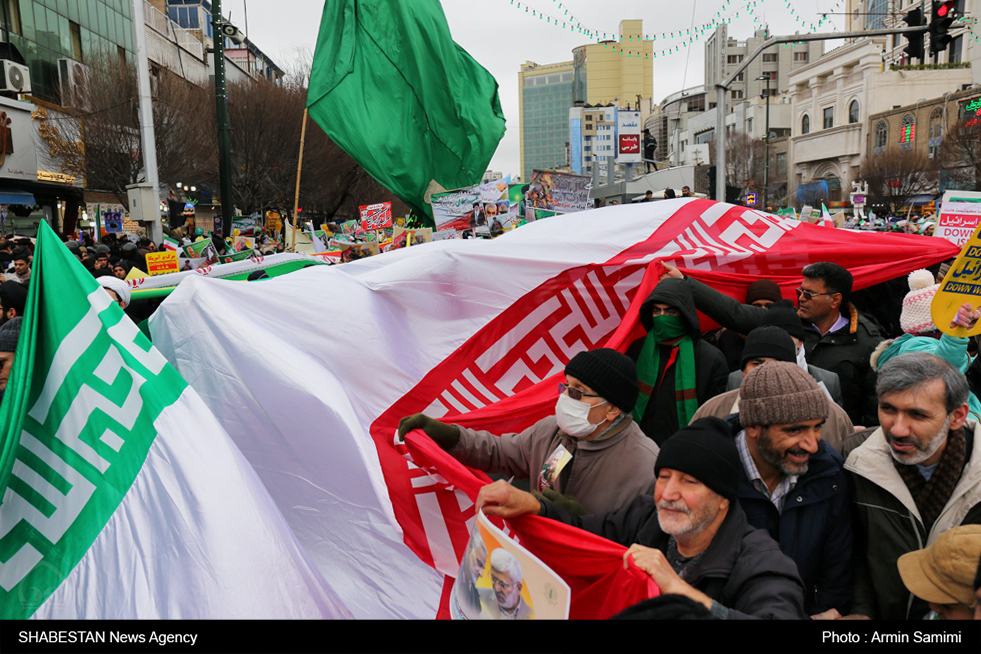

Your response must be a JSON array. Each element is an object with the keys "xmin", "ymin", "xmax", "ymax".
[
  {"xmin": 149, "ymin": 199, "xmax": 958, "ymax": 618},
  {"xmin": 0, "ymin": 222, "xmax": 349, "ymax": 619}
]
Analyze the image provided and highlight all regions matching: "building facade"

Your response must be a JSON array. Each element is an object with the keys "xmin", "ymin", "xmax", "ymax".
[
  {"xmin": 787, "ymin": 35, "xmax": 971, "ymax": 208},
  {"xmin": 705, "ymin": 25, "xmax": 823, "ymax": 102},
  {"xmin": 519, "ymin": 59, "xmax": 573, "ymax": 182}
]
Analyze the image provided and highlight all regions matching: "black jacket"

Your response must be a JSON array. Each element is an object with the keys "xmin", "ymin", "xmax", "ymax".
[
  {"xmin": 723, "ymin": 415, "xmax": 853, "ymax": 615},
  {"xmin": 684, "ymin": 276, "xmax": 881, "ymax": 426},
  {"xmin": 627, "ymin": 279, "xmax": 728, "ymax": 444},
  {"xmin": 539, "ymin": 495, "xmax": 806, "ymax": 619}
]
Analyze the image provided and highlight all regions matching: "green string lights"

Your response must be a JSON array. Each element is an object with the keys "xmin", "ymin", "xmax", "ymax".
[{"xmin": 507, "ymin": 0, "xmax": 843, "ymax": 59}]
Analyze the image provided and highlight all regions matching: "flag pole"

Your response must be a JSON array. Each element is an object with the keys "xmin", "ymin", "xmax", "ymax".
[{"xmin": 291, "ymin": 108, "xmax": 309, "ymax": 252}]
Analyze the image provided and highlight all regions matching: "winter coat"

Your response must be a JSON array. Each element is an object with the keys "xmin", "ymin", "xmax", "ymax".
[
  {"xmin": 627, "ymin": 278, "xmax": 728, "ymax": 444},
  {"xmin": 684, "ymin": 276, "xmax": 882, "ymax": 426},
  {"xmin": 727, "ymin": 423, "xmax": 853, "ymax": 615},
  {"xmin": 450, "ymin": 415, "xmax": 659, "ymax": 515},
  {"xmin": 871, "ymin": 333, "xmax": 981, "ymax": 423},
  {"xmin": 844, "ymin": 422, "xmax": 981, "ymax": 619},
  {"xmin": 539, "ymin": 495, "xmax": 806, "ymax": 619}
]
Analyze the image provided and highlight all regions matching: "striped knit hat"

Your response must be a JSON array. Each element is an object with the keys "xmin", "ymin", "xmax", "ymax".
[{"xmin": 900, "ymin": 269, "xmax": 939, "ymax": 334}]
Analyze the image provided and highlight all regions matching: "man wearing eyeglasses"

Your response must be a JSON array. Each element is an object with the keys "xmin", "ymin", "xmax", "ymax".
[
  {"xmin": 660, "ymin": 262, "xmax": 882, "ymax": 427},
  {"xmin": 397, "ymin": 348, "xmax": 659, "ymax": 515}
]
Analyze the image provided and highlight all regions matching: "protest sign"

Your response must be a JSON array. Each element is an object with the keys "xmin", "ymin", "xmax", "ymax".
[
  {"xmin": 393, "ymin": 226, "xmax": 433, "ymax": 248},
  {"xmin": 526, "ymin": 170, "xmax": 591, "ymax": 214},
  {"xmin": 932, "ymin": 225, "xmax": 981, "ymax": 337},
  {"xmin": 338, "ymin": 240, "xmax": 380, "ymax": 262},
  {"xmin": 103, "ymin": 211, "xmax": 123, "ymax": 233},
  {"xmin": 220, "ymin": 249, "xmax": 257, "ymax": 264},
  {"xmin": 145, "ymin": 250, "xmax": 180, "ymax": 276},
  {"xmin": 359, "ymin": 202, "xmax": 394, "ymax": 230},
  {"xmin": 431, "ymin": 184, "xmax": 482, "ymax": 232},
  {"xmin": 233, "ymin": 236, "xmax": 255, "ymax": 252},
  {"xmin": 183, "ymin": 239, "xmax": 218, "ymax": 264},
  {"xmin": 936, "ymin": 190, "xmax": 981, "ymax": 246},
  {"xmin": 233, "ymin": 214, "xmax": 258, "ymax": 237},
  {"xmin": 450, "ymin": 510, "xmax": 569, "ymax": 620}
]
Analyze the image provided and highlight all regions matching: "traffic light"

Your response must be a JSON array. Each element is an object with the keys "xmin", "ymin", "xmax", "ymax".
[
  {"xmin": 903, "ymin": 8, "xmax": 926, "ymax": 61},
  {"xmin": 707, "ymin": 166, "xmax": 717, "ymax": 200},
  {"xmin": 929, "ymin": 0, "xmax": 956, "ymax": 56}
]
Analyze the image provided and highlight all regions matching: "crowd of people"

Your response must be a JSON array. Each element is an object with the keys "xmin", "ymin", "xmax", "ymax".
[
  {"xmin": 4, "ymin": 220, "xmax": 981, "ymax": 622},
  {"xmin": 402, "ymin": 259, "xmax": 981, "ymax": 621}
]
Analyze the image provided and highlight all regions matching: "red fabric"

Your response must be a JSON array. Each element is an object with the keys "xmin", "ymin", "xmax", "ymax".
[
  {"xmin": 367, "ymin": 202, "xmax": 958, "ymax": 614},
  {"xmin": 404, "ymin": 431, "xmax": 659, "ymax": 620}
]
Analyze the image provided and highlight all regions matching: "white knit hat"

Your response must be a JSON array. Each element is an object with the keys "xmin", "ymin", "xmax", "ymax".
[{"xmin": 900, "ymin": 269, "xmax": 939, "ymax": 334}]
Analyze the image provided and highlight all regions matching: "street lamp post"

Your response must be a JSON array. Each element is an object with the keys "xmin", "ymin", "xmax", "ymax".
[{"xmin": 756, "ymin": 74, "xmax": 771, "ymax": 211}]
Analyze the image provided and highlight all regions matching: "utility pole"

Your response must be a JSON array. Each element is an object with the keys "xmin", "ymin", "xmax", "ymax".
[
  {"xmin": 212, "ymin": 0, "xmax": 234, "ymax": 237},
  {"xmin": 130, "ymin": 0, "xmax": 162, "ymax": 243},
  {"xmin": 755, "ymin": 74, "xmax": 771, "ymax": 211}
]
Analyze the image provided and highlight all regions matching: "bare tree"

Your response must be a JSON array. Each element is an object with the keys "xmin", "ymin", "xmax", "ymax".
[
  {"xmin": 940, "ymin": 116, "xmax": 981, "ymax": 191},
  {"xmin": 226, "ymin": 50, "xmax": 407, "ymax": 221},
  {"xmin": 858, "ymin": 148, "xmax": 937, "ymax": 214},
  {"xmin": 37, "ymin": 51, "xmax": 215, "ymax": 204}
]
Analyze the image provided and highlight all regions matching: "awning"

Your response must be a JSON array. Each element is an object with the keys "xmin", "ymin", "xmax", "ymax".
[
  {"xmin": 0, "ymin": 189, "xmax": 36, "ymax": 205},
  {"xmin": 904, "ymin": 194, "xmax": 937, "ymax": 206}
]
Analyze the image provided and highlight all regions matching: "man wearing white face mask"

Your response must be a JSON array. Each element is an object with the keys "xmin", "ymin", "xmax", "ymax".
[{"xmin": 398, "ymin": 348, "xmax": 660, "ymax": 515}]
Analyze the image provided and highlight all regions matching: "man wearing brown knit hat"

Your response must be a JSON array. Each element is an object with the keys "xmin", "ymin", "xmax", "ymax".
[
  {"xmin": 398, "ymin": 348, "xmax": 659, "ymax": 515},
  {"xmin": 735, "ymin": 361, "xmax": 852, "ymax": 618},
  {"xmin": 695, "ymin": 327, "xmax": 853, "ymax": 453}
]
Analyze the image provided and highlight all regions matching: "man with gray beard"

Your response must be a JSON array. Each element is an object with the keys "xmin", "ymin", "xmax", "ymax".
[
  {"xmin": 475, "ymin": 417, "xmax": 806, "ymax": 619},
  {"xmin": 844, "ymin": 352, "xmax": 981, "ymax": 620}
]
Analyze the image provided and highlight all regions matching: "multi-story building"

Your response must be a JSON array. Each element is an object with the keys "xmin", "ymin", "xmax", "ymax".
[
  {"xmin": 569, "ymin": 103, "xmax": 615, "ymax": 176},
  {"xmin": 522, "ymin": 20, "xmax": 654, "ymax": 182},
  {"xmin": 0, "ymin": 0, "xmax": 137, "ymax": 235},
  {"xmin": 519, "ymin": 59, "xmax": 574, "ymax": 182},
  {"xmin": 0, "ymin": 1, "xmax": 283, "ymax": 236},
  {"xmin": 787, "ymin": 35, "xmax": 971, "ymax": 208},
  {"xmin": 571, "ymin": 20, "xmax": 653, "ymax": 113},
  {"xmin": 705, "ymin": 25, "xmax": 823, "ymax": 102},
  {"xmin": 844, "ymin": 0, "xmax": 977, "ymax": 76},
  {"xmin": 158, "ymin": 0, "xmax": 282, "ymax": 85}
]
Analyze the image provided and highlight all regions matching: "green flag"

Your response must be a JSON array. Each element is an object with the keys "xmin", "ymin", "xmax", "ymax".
[{"xmin": 306, "ymin": 0, "xmax": 506, "ymax": 226}]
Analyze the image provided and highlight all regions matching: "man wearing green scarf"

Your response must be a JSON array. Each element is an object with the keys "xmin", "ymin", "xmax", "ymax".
[{"xmin": 627, "ymin": 278, "xmax": 728, "ymax": 445}]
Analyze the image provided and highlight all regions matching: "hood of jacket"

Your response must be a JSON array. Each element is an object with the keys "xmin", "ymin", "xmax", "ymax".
[{"xmin": 640, "ymin": 278, "xmax": 701, "ymax": 339}]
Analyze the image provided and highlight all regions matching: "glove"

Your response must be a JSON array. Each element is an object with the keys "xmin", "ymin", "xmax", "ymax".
[
  {"xmin": 531, "ymin": 488, "xmax": 587, "ymax": 516},
  {"xmin": 397, "ymin": 413, "xmax": 460, "ymax": 450}
]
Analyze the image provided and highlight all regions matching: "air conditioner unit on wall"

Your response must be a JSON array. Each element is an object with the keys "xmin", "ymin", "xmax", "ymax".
[
  {"xmin": 0, "ymin": 60, "xmax": 31, "ymax": 94},
  {"xmin": 58, "ymin": 58, "xmax": 89, "ymax": 110}
]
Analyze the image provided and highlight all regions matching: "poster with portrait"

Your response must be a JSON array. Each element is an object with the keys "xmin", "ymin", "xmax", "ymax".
[
  {"xmin": 431, "ymin": 184, "xmax": 482, "ymax": 233},
  {"xmin": 337, "ymin": 240, "xmax": 380, "ymax": 263},
  {"xmin": 450, "ymin": 510, "xmax": 570, "ymax": 620},
  {"xmin": 527, "ymin": 170, "xmax": 591, "ymax": 214},
  {"xmin": 103, "ymin": 211, "xmax": 123, "ymax": 233},
  {"xmin": 182, "ymin": 239, "xmax": 218, "ymax": 265},
  {"xmin": 392, "ymin": 226, "xmax": 433, "ymax": 249}
]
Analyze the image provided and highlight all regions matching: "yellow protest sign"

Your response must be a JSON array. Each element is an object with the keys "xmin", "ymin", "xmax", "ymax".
[
  {"xmin": 124, "ymin": 266, "xmax": 147, "ymax": 281},
  {"xmin": 145, "ymin": 251, "xmax": 180, "ymax": 277},
  {"xmin": 931, "ymin": 226, "xmax": 981, "ymax": 337}
]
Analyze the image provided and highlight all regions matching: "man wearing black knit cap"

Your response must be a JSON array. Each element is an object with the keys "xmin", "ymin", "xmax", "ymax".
[
  {"xmin": 398, "ymin": 348, "xmax": 660, "ymax": 514},
  {"xmin": 0, "ymin": 280, "xmax": 27, "ymax": 328},
  {"xmin": 696, "ymin": 326, "xmax": 854, "ymax": 453},
  {"xmin": 476, "ymin": 416, "xmax": 806, "ymax": 619}
]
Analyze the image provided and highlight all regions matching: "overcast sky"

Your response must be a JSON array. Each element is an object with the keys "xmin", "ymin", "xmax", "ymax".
[{"xmin": 231, "ymin": 0, "xmax": 845, "ymax": 179}]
